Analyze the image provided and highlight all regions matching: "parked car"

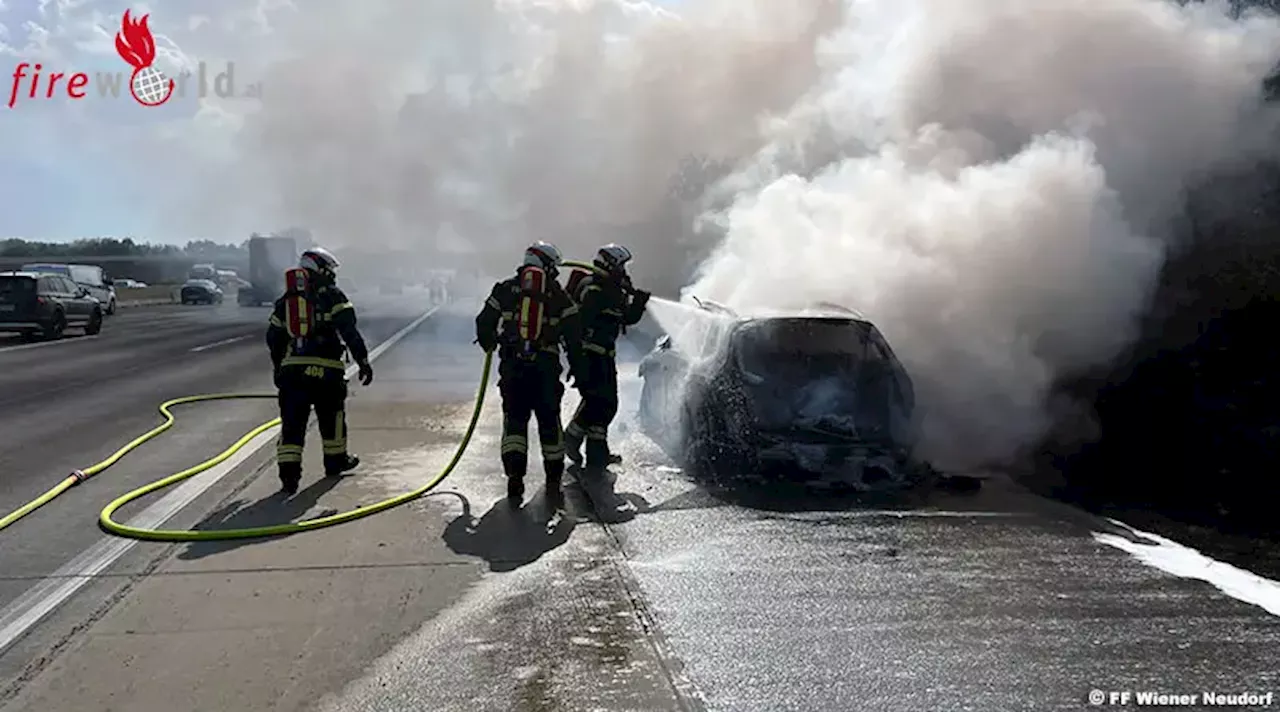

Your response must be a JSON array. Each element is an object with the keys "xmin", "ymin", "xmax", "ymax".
[
  {"xmin": 115, "ymin": 278, "xmax": 149, "ymax": 289},
  {"xmin": 0, "ymin": 270, "xmax": 104, "ymax": 340},
  {"xmin": 181, "ymin": 279, "xmax": 224, "ymax": 305},
  {"xmin": 637, "ymin": 300, "xmax": 928, "ymax": 490},
  {"xmin": 21, "ymin": 263, "xmax": 117, "ymax": 315}
]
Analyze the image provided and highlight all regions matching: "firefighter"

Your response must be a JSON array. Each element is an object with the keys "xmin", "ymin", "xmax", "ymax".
[
  {"xmin": 564, "ymin": 244, "xmax": 651, "ymax": 474},
  {"xmin": 475, "ymin": 241, "xmax": 584, "ymax": 510},
  {"xmin": 266, "ymin": 246, "xmax": 375, "ymax": 495}
]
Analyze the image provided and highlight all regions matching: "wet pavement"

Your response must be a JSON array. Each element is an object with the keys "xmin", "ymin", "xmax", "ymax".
[
  {"xmin": 322, "ymin": 314, "xmax": 1280, "ymax": 711},
  {"xmin": 5, "ymin": 301, "xmax": 1280, "ymax": 711}
]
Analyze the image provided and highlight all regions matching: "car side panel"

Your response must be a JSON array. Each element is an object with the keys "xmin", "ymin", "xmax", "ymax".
[{"xmin": 64, "ymin": 277, "xmax": 90, "ymax": 321}]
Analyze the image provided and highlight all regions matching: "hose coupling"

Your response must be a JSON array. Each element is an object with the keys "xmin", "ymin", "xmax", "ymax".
[{"xmin": 70, "ymin": 469, "xmax": 89, "ymax": 484}]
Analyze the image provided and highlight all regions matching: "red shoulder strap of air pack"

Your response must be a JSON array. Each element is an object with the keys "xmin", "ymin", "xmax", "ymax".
[
  {"xmin": 514, "ymin": 265, "xmax": 548, "ymax": 344},
  {"xmin": 283, "ymin": 267, "xmax": 314, "ymax": 340}
]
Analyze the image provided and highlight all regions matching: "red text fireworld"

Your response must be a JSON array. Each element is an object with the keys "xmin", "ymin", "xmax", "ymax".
[{"xmin": 8, "ymin": 63, "xmax": 89, "ymax": 109}]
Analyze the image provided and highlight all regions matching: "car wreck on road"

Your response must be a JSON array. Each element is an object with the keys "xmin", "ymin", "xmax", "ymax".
[{"xmin": 637, "ymin": 300, "xmax": 946, "ymax": 491}]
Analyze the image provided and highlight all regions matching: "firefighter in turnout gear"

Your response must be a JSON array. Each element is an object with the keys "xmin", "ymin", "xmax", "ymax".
[
  {"xmin": 564, "ymin": 244, "xmax": 650, "ymax": 474},
  {"xmin": 266, "ymin": 247, "xmax": 375, "ymax": 495},
  {"xmin": 475, "ymin": 241, "xmax": 584, "ymax": 510}
]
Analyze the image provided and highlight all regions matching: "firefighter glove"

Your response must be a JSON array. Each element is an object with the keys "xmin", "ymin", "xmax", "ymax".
[
  {"xmin": 477, "ymin": 333, "xmax": 498, "ymax": 353},
  {"xmin": 568, "ymin": 358, "xmax": 586, "ymax": 387},
  {"xmin": 358, "ymin": 361, "xmax": 374, "ymax": 386},
  {"xmin": 632, "ymin": 289, "xmax": 651, "ymax": 307}
]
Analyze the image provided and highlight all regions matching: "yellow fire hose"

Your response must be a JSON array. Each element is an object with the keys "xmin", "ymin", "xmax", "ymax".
[
  {"xmin": 0, "ymin": 351, "xmax": 493, "ymax": 542},
  {"xmin": 2, "ymin": 260, "xmax": 603, "ymax": 542}
]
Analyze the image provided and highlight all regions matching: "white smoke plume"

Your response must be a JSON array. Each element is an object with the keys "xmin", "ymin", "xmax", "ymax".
[{"xmin": 204, "ymin": 0, "xmax": 1280, "ymax": 472}]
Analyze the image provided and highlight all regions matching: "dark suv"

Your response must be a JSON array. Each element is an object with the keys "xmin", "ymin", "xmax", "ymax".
[
  {"xmin": 0, "ymin": 271, "xmax": 104, "ymax": 340},
  {"xmin": 637, "ymin": 301, "xmax": 928, "ymax": 490}
]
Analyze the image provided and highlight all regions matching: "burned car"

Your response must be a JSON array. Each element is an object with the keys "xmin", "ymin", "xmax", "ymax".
[{"xmin": 637, "ymin": 301, "xmax": 928, "ymax": 490}]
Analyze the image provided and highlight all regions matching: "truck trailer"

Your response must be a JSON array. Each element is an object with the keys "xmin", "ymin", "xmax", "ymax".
[{"xmin": 238, "ymin": 234, "xmax": 298, "ymax": 306}]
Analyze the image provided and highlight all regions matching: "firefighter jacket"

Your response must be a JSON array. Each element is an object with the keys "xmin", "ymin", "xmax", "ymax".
[
  {"xmin": 573, "ymin": 270, "xmax": 649, "ymax": 358},
  {"xmin": 266, "ymin": 281, "xmax": 370, "ymax": 376},
  {"xmin": 475, "ymin": 271, "xmax": 584, "ymax": 369}
]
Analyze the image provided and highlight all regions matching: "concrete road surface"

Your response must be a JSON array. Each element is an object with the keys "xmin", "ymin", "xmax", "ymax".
[{"xmin": 2, "ymin": 301, "xmax": 1280, "ymax": 711}]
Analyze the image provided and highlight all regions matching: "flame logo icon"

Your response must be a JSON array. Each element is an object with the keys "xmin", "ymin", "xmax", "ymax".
[{"xmin": 114, "ymin": 10, "xmax": 174, "ymax": 107}]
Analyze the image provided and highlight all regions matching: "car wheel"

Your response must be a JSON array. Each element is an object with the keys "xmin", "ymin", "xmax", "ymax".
[
  {"xmin": 106, "ymin": 298, "xmax": 116, "ymax": 315},
  {"xmin": 684, "ymin": 400, "xmax": 755, "ymax": 481},
  {"xmin": 43, "ymin": 311, "xmax": 66, "ymax": 340},
  {"xmin": 682, "ymin": 404, "xmax": 722, "ymax": 480},
  {"xmin": 85, "ymin": 308, "xmax": 103, "ymax": 335}
]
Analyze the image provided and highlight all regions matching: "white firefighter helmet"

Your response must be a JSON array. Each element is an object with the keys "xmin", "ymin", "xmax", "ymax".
[
  {"xmin": 299, "ymin": 246, "xmax": 341, "ymax": 278},
  {"xmin": 523, "ymin": 241, "xmax": 563, "ymax": 271},
  {"xmin": 594, "ymin": 243, "xmax": 632, "ymax": 273}
]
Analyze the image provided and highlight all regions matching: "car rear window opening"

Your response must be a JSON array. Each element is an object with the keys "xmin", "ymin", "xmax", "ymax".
[{"xmin": 0, "ymin": 277, "xmax": 35, "ymax": 296}]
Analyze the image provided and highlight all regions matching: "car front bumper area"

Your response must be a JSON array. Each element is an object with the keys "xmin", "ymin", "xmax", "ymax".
[{"xmin": 755, "ymin": 430, "xmax": 916, "ymax": 489}]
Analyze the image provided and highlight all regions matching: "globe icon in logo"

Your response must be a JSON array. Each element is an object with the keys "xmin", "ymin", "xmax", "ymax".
[
  {"xmin": 114, "ymin": 10, "xmax": 175, "ymax": 108},
  {"xmin": 130, "ymin": 66, "xmax": 173, "ymax": 106}
]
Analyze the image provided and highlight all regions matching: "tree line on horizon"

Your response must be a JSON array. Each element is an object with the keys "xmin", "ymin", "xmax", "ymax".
[{"xmin": 0, "ymin": 238, "xmax": 248, "ymax": 259}]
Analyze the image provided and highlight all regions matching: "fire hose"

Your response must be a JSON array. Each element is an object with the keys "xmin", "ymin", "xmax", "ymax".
[
  {"xmin": 0, "ymin": 351, "xmax": 492, "ymax": 542},
  {"xmin": 1, "ymin": 259, "xmax": 629, "ymax": 542}
]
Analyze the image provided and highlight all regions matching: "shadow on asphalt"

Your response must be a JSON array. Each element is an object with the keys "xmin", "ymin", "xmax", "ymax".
[
  {"xmin": 442, "ymin": 492, "xmax": 575, "ymax": 573},
  {"xmin": 567, "ymin": 465, "xmax": 652, "ymax": 524},
  {"xmin": 177, "ymin": 476, "xmax": 342, "ymax": 560}
]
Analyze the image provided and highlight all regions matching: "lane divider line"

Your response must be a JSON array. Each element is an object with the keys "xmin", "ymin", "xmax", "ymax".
[
  {"xmin": 0, "ymin": 304, "xmax": 444, "ymax": 656},
  {"xmin": 0, "ymin": 336, "xmax": 100, "ymax": 354},
  {"xmin": 189, "ymin": 335, "xmax": 251, "ymax": 352}
]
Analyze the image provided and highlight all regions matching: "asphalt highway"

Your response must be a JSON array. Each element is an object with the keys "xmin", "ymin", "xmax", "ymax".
[
  {"xmin": 0, "ymin": 298, "xmax": 428, "ymax": 615},
  {"xmin": 1, "ymin": 300, "xmax": 1279, "ymax": 711}
]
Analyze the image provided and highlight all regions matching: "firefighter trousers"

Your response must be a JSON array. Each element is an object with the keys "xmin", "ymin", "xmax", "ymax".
[
  {"xmin": 276, "ymin": 368, "xmax": 350, "ymax": 482},
  {"xmin": 567, "ymin": 353, "xmax": 619, "ymax": 469},
  {"xmin": 497, "ymin": 357, "xmax": 566, "ymax": 486}
]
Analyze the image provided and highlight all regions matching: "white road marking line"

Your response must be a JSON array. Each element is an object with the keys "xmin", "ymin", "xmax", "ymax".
[
  {"xmin": 1094, "ymin": 518, "xmax": 1280, "ymax": 618},
  {"xmin": 0, "ymin": 428, "xmax": 277, "ymax": 655},
  {"xmin": 0, "ymin": 336, "xmax": 99, "ymax": 354},
  {"xmin": 0, "ymin": 304, "xmax": 444, "ymax": 656},
  {"xmin": 189, "ymin": 335, "xmax": 250, "ymax": 352}
]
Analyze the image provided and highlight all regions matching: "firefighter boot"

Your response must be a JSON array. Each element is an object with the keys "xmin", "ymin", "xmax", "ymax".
[
  {"xmin": 583, "ymin": 427, "xmax": 612, "ymax": 478},
  {"xmin": 545, "ymin": 460, "xmax": 565, "ymax": 512},
  {"xmin": 325, "ymin": 454, "xmax": 360, "ymax": 478},
  {"xmin": 502, "ymin": 450, "xmax": 527, "ymax": 507},
  {"xmin": 564, "ymin": 422, "xmax": 585, "ymax": 468},
  {"xmin": 507, "ymin": 476, "xmax": 525, "ymax": 506},
  {"xmin": 279, "ymin": 462, "xmax": 302, "ymax": 496}
]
